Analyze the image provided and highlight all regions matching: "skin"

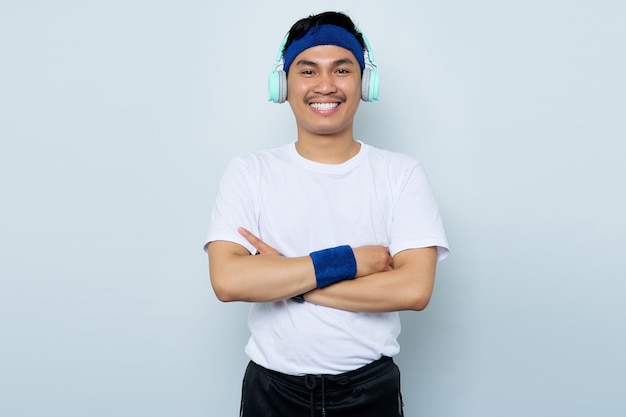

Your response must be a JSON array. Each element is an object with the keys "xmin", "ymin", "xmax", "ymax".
[
  {"xmin": 236, "ymin": 228, "xmax": 438, "ymax": 313},
  {"xmin": 287, "ymin": 45, "xmax": 363, "ymax": 163},
  {"xmin": 208, "ymin": 44, "xmax": 438, "ymax": 312}
]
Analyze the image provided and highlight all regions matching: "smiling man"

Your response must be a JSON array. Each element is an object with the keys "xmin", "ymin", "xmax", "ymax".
[{"xmin": 205, "ymin": 11, "xmax": 449, "ymax": 417}]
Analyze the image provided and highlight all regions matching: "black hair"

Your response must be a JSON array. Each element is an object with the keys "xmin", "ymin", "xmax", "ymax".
[{"xmin": 283, "ymin": 11, "xmax": 365, "ymax": 54}]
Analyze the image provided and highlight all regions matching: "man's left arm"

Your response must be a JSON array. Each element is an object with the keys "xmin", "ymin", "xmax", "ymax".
[{"xmin": 303, "ymin": 246, "xmax": 438, "ymax": 313}]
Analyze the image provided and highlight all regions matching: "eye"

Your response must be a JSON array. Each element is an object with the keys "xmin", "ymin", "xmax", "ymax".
[{"xmin": 336, "ymin": 68, "xmax": 351, "ymax": 75}]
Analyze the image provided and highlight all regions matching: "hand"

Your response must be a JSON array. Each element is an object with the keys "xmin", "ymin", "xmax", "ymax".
[
  {"xmin": 353, "ymin": 245, "xmax": 394, "ymax": 277},
  {"xmin": 238, "ymin": 227, "xmax": 282, "ymax": 256}
]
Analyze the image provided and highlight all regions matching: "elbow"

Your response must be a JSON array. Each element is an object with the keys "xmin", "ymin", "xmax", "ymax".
[
  {"xmin": 405, "ymin": 289, "xmax": 433, "ymax": 311},
  {"xmin": 213, "ymin": 286, "xmax": 237, "ymax": 303},
  {"xmin": 210, "ymin": 274, "xmax": 241, "ymax": 303},
  {"xmin": 412, "ymin": 295, "xmax": 431, "ymax": 311},
  {"xmin": 407, "ymin": 296, "xmax": 430, "ymax": 311},
  {"xmin": 208, "ymin": 242, "xmax": 252, "ymax": 303},
  {"xmin": 404, "ymin": 270, "xmax": 436, "ymax": 311},
  {"xmin": 393, "ymin": 247, "xmax": 437, "ymax": 311}
]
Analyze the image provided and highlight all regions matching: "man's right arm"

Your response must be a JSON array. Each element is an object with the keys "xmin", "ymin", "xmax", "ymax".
[{"xmin": 208, "ymin": 240, "xmax": 318, "ymax": 302}]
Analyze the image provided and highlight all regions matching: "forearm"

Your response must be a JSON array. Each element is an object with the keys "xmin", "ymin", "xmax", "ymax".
[
  {"xmin": 304, "ymin": 247, "xmax": 438, "ymax": 313},
  {"xmin": 208, "ymin": 241, "xmax": 317, "ymax": 302},
  {"xmin": 303, "ymin": 271, "xmax": 430, "ymax": 312}
]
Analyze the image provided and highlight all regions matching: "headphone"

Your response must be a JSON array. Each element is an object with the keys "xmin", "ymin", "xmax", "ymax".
[{"xmin": 268, "ymin": 29, "xmax": 380, "ymax": 103}]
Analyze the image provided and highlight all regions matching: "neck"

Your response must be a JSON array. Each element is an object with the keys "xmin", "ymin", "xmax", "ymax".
[{"xmin": 295, "ymin": 130, "xmax": 361, "ymax": 164}]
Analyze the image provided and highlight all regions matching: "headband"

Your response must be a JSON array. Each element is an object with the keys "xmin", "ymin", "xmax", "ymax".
[{"xmin": 282, "ymin": 24, "xmax": 365, "ymax": 73}]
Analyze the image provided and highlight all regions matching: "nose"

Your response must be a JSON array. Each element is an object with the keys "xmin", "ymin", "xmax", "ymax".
[{"xmin": 314, "ymin": 72, "xmax": 337, "ymax": 95}]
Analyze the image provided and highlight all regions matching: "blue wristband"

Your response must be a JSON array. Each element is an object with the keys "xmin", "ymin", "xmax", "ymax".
[{"xmin": 309, "ymin": 245, "xmax": 357, "ymax": 288}]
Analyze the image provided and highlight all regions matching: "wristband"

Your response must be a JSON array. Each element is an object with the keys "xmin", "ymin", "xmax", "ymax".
[{"xmin": 309, "ymin": 245, "xmax": 357, "ymax": 288}]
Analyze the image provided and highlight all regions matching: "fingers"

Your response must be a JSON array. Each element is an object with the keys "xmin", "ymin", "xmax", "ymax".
[
  {"xmin": 382, "ymin": 247, "xmax": 393, "ymax": 270},
  {"xmin": 238, "ymin": 227, "xmax": 264, "ymax": 252},
  {"xmin": 237, "ymin": 227, "xmax": 281, "ymax": 256},
  {"xmin": 353, "ymin": 245, "xmax": 394, "ymax": 276},
  {"xmin": 238, "ymin": 227, "xmax": 260, "ymax": 245}
]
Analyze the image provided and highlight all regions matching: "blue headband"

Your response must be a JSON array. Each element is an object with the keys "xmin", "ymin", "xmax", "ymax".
[{"xmin": 282, "ymin": 24, "xmax": 365, "ymax": 73}]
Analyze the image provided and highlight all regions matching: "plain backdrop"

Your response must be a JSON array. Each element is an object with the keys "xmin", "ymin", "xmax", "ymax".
[{"xmin": 1, "ymin": 1, "xmax": 625, "ymax": 416}]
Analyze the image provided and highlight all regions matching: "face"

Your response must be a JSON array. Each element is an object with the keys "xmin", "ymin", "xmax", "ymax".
[{"xmin": 286, "ymin": 45, "xmax": 362, "ymax": 139}]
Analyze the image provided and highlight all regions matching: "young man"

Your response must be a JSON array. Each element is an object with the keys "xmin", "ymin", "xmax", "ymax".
[{"xmin": 205, "ymin": 11, "xmax": 449, "ymax": 417}]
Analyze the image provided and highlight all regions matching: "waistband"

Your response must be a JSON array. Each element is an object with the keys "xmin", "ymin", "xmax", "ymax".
[
  {"xmin": 249, "ymin": 355, "xmax": 394, "ymax": 392},
  {"xmin": 249, "ymin": 357, "xmax": 395, "ymax": 417}
]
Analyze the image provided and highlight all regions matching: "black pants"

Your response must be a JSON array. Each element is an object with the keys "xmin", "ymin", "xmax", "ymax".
[{"xmin": 240, "ymin": 356, "xmax": 404, "ymax": 417}]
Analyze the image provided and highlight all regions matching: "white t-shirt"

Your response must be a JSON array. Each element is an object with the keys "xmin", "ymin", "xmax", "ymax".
[{"xmin": 205, "ymin": 141, "xmax": 449, "ymax": 375}]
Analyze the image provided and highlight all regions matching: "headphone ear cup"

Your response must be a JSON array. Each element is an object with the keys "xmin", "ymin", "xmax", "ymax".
[
  {"xmin": 361, "ymin": 68, "xmax": 370, "ymax": 102},
  {"xmin": 361, "ymin": 68, "xmax": 379, "ymax": 102},
  {"xmin": 268, "ymin": 70, "xmax": 287, "ymax": 103}
]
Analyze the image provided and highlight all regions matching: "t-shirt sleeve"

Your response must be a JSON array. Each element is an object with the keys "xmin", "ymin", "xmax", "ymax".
[
  {"xmin": 389, "ymin": 162, "xmax": 450, "ymax": 261},
  {"xmin": 203, "ymin": 156, "xmax": 259, "ymax": 255}
]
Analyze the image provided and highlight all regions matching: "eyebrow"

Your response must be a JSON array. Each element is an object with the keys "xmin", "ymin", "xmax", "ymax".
[{"xmin": 293, "ymin": 58, "xmax": 357, "ymax": 68}]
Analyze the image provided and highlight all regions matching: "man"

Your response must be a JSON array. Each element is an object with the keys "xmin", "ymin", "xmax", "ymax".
[{"xmin": 205, "ymin": 11, "xmax": 449, "ymax": 417}]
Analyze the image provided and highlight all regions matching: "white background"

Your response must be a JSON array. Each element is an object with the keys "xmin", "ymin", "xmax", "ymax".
[{"xmin": 1, "ymin": 1, "xmax": 625, "ymax": 416}]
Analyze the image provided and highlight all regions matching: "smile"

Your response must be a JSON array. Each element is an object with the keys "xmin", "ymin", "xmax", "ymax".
[{"xmin": 309, "ymin": 102, "xmax": 339, "ymax": 111}]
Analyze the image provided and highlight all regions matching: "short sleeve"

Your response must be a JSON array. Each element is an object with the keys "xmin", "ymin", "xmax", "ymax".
[
  {"xmin": 204, "ymin": 156, "xmax": 260, "ymax": 255},
  {"xmin": 389, "ymin": 162, "xmax": 449, "ymax": 261}
]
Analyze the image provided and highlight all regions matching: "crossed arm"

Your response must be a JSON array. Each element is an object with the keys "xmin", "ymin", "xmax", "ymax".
[{"xmin": 207, "ymin": 228, "xmax": 438, "ymax": 313}]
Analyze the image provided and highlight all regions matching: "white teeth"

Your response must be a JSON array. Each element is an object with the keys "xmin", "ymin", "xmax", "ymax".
[{"xmin": 310, "ymin": 102, "xmax": 339, "ymax": 111}]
